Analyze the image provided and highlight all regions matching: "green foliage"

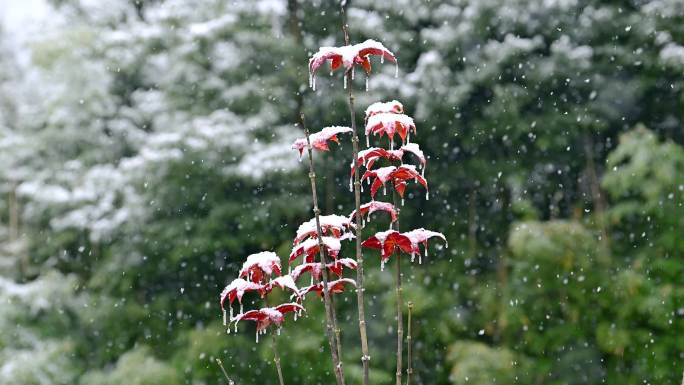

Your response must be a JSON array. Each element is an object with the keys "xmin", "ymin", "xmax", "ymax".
[
  {"xmin": 447, "ymin": 341, "xmax": 524, "ymax": 385},
  {"xmin": 80, "ymin": 347, "xmax": 180, "ymax": 385}
]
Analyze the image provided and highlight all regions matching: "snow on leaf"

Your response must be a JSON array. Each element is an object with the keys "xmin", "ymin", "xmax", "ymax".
[
  {"xmin": 308, "ymin": 39, "xmax": 396, "ymax": 89},
  {"xmin": 365, "ymin": 113, "xmax": 416, "ymax": 145},
  {"xmin": 233, "ymin": 303, "xmax": 305, "ymax": 336},
  {"xmin": 291, "ymin": 126, "xmax": 353, "ymax": 157},
  {"xmin": 361, "ymin": 164, "xmax": 428, "ymax": 199},
  {"xmin": 267, "ymin": 275, "xmax": 300, "ymax": 297},
  {"xmin": 289, "ymin": 258, "xmax": 357, "ymax": 282},
  {"xmin": 299, "ymin": 278, "xmax": 357, "ymax": 298},
  {"xmin": 293, "ymin": 214, "xmax": 354, "ymax": 245},
  {"xmin": 352, "ymin": 143, "xmax": 426, "ymax": 176},
  {"xmin": 361, "ymin": 230, "xmax": 413, "ymax": 263},
  {"xmin": 233, "ymin": 307, "xmax": 283, "ymax": 332},
  {"xmin": 400, "ymin": 143, "xmax": 426, "ymax": 167},
  {"xmin": 362, "ymin": 228, "xmax": 446, "ymax": 265},
  {"xmin": 327, "ymin": 258, "xmax": 358, "ymax": 277},
  {"xmin": 290, "ymin": 263, "xmax": 324, "ymax": 282},
  {"xmin": 274, "ymin": 302, "xmax": 305, "ymax": 316},
  {"xmin": 352, "ymin": 147, "xmax": 403, "ymax": 176},
  {"xmin": 349, "ymin": 201, "xmax": 398, "ymax": 223},
  {"xmin": 239, "ymin": 251, "xmax": 282, "ymax": 283},
  {"xmin": 403, "ymin": 228, "xmax": 447, "ymax": 263},
  {"xmin": 365, "ymin": 100, "xmax": 404, "ymax": 120},
  {"xmin": 289, "ymin": 236, "xmax": 344, "ymax": 264},
  {"xmin": 220, "ymin": 278, "xmax": 266, "ymax": 310}
]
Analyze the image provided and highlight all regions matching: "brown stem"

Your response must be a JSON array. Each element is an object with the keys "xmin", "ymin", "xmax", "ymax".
[
  {"xmin": 341, "ymin": 7, "xmax": 371, "ymax": 385},
  {"xmin": 265, "ymin": 296, "xmax": 285, "ymax": 385},
  {"xmin": 272, "ymin": 333, "xmax": 285, "ymax": 385},
  {"xmin": 406, "ymin": 301, "xmax": 414, "ymax": 385},
  {"xmin": 215, "ymin": 358, "xmax": 235, "ymax": 385},
  {"xmin": 467, "ymin": 186, "xmax": 478, "ymax": 259},
  {"xmin": 300, "ymin": 113, "xmax": 346, "ymax": 385},
  {"xmin": 583, "ymin": 134, "xmax": 611, "ymax": 264},
  {"xmin": 393, "ymin": 190, "xmax": 403, "ymax": 385}
]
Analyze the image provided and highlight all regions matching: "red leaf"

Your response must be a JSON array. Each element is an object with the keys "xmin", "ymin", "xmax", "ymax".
[
  {"xmin": 234, "ymin": 307, "xmax": 283, "ymax": 332},
  {"xmin": 365, "ymin": 113, "xmax": 416, "ymax": 145},
  {"xmin": 349, "ymin": 201, "xmax": 398, "ymax": 223},
  {"xmin": 239, "ymin": 251, "xmax": 282, "ymax": 284},
  {"xmin": 327, "ymin": 258, "xmax": 358, "ymax": 277},
  {"xmin": 275, "ymin": 302, "xmax": 305, "ymax": 316},
  {"xmin": 266, "ymin": 275, "xmax": 300, "ymax": 297},
  {"xmin": 292, "ymin": 126, "xmax": 352, "ymax": 157},
  {"xmin": 351, "ymin": 147, "xmax": 403, "ymax": 176},
  {"xmin": 290, "ymin": 258, "xmax": 357, "ymax": 282},
  {"xmin": 403, "ymin": 228, "xmax": 448, "ymax": 263},
  {"xmin": 300, "ymin": 278, "xmax": 357, "ymax": 298},
  {"xmin": 365, "ymin": 100, "xmax": 404, "ymax": 120},
  {"xmin": 289, "ymin": 236, "xmax": 343, "ymax": 264},
  {"xmin": 309, "ymin": 39, "xmax": 396, "ymax": 80},
  {"xmin": 361, "ymin": 230, "xmax": 412, "ymax": 263},
  {"xmin": 220, "ymin": 278, "xmax": 266, "ymax": 310},
  {"xmin": 293, "ymin": 214, "xmax": 354, "ymax": 245},
  {"xmin": 361, "ymin": 165, "xmax": 427, "ymax": 199}
]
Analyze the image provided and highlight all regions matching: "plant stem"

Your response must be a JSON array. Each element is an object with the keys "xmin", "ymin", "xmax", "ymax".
[
  {"xmin": 341, "ymin": 8, "xmax": 371, "ymax": 385},
  {"xmin": 272, "ymin": 333, "xmax": 285, "ymax": 385},
  {"xmin": 215, "ymin": 358, "xmax": 235, "ymax": 385},
  {"xmin": 392, "ymin": 190, "xmax": 403, "ymax": 385},
  {"xmin": 582, "ymin": 133, "xmax": 611, "ymax": 264},
  {"xmin": 300, "ymin": 113, "xmax": 346, "ymax": 385},
  {"xmin": 265, "ymin": 296, "xmax": 286, "ymax": 385},
  {"xmin": 406, "ymin": 301, "xmax": 413, "ymax": 385}
]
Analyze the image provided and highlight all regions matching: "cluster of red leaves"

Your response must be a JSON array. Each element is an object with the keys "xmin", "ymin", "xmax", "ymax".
[
  {"xmin": 361, "ymin": 165, "xmax": 428, "ymax": 199},
  {"xmin": 362, "ymin": 228, "xmax": 447, "ymax": 265},
  {"xmin": 309, "ymin": 39, "xmax": 396, "ymax": 80},
  {"xmin": 292, "ymin": 126, "xmax": 352, "ymax": 157},
  {"xmin": 234, "ymin": 303, "xmax": 305, "ymax": 333},
  {"xmin": 219, "ymin": 251, "xmax": 305, "ymax": 340},
  {"xmin": 218, "ymin": 38, "xmax": 448, "ymax": 347},
  {"xmin": 354, "ymin": 100, "xmax": 447, "ymax": 267},
  {"xmin": 289, "ymin": 214, "xmax": 358, "ymax": 298}
]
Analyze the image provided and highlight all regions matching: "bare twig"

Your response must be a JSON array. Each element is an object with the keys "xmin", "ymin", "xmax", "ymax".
[
  {"xmin": 215, "ymin": 358, "xmax": 235, "ymax": 385},
  {"xmin": 272, "ymin": 333, "xmax": 285, "ymax": 385},
  {"xmin": 300, "ymin": 113, "xmax": 346, "ymax": 385},
  {"xmin": 583, "ymin": 133, "xmax": 611, "ymax": 264},
  {"xmin": 340, "ymin": 6, "xmax": 371, "ymax": 385},
  {"xmin": 393, "ymin": 190, "xmax": 403, "ymax": 385},
  {"xmin": 406, "ymin": 302, "xmax": 414, "ymax": 385}
]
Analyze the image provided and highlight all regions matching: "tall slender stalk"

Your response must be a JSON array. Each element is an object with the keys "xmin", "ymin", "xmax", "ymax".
[
  {"xmin": 265, "ymin": 296, "xmax": 286, "ymax": 385},
  {"xmin": 272, "ymin": 333, "xmax": 285, "ymax": 385},
  {"xmin": 583, "ymin": 133, "xmax": 611, "ymax": 264},
  {"xmin": 300, "ymin": 113, "xmax": 346, "ymax": 385},
  {"xmin": 340, "ymin": 8, "xmax": 371, "ymax": 385},
  {"xmin": 215, "ymin": 358, "xmax": 235, "ymax": 385},
  {"xmin": 392, "ymin": 190, "xmax": 403, "ymax": 385},
  {"xmin": 406, "ymin": 301, "xmax": 414, "ymax": 385}
]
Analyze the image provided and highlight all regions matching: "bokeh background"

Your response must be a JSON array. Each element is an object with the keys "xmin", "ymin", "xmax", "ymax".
[{"xmin": 0, "ymin": 0, "xmax": 683, "ymax": 384}]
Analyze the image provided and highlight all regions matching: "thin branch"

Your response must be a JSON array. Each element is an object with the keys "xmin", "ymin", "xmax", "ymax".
[
  {"xmin": 272, "ymin": 333, "xmax": 285, "ymax": 385},
  {"xmin": 340, "ymin": 6, "xmax": 371, "ymax": 385},
  {"xmin": 406, "ymin": 301, "xmax": 414, "ymax": 385},
  {"xmin": 393, "ymin": 190, "xmax": 403, "ymax": 385},
  {"xmin": 215, "ymin": 358, "xmax": 235, "ymax": 385},
  {"xmin": 300, "ymin": 113, "xmax": 346, "ymax": 385},
  {"xmin": 582, "ymin": 133, "xmax": 611, "ymax": 264}
]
